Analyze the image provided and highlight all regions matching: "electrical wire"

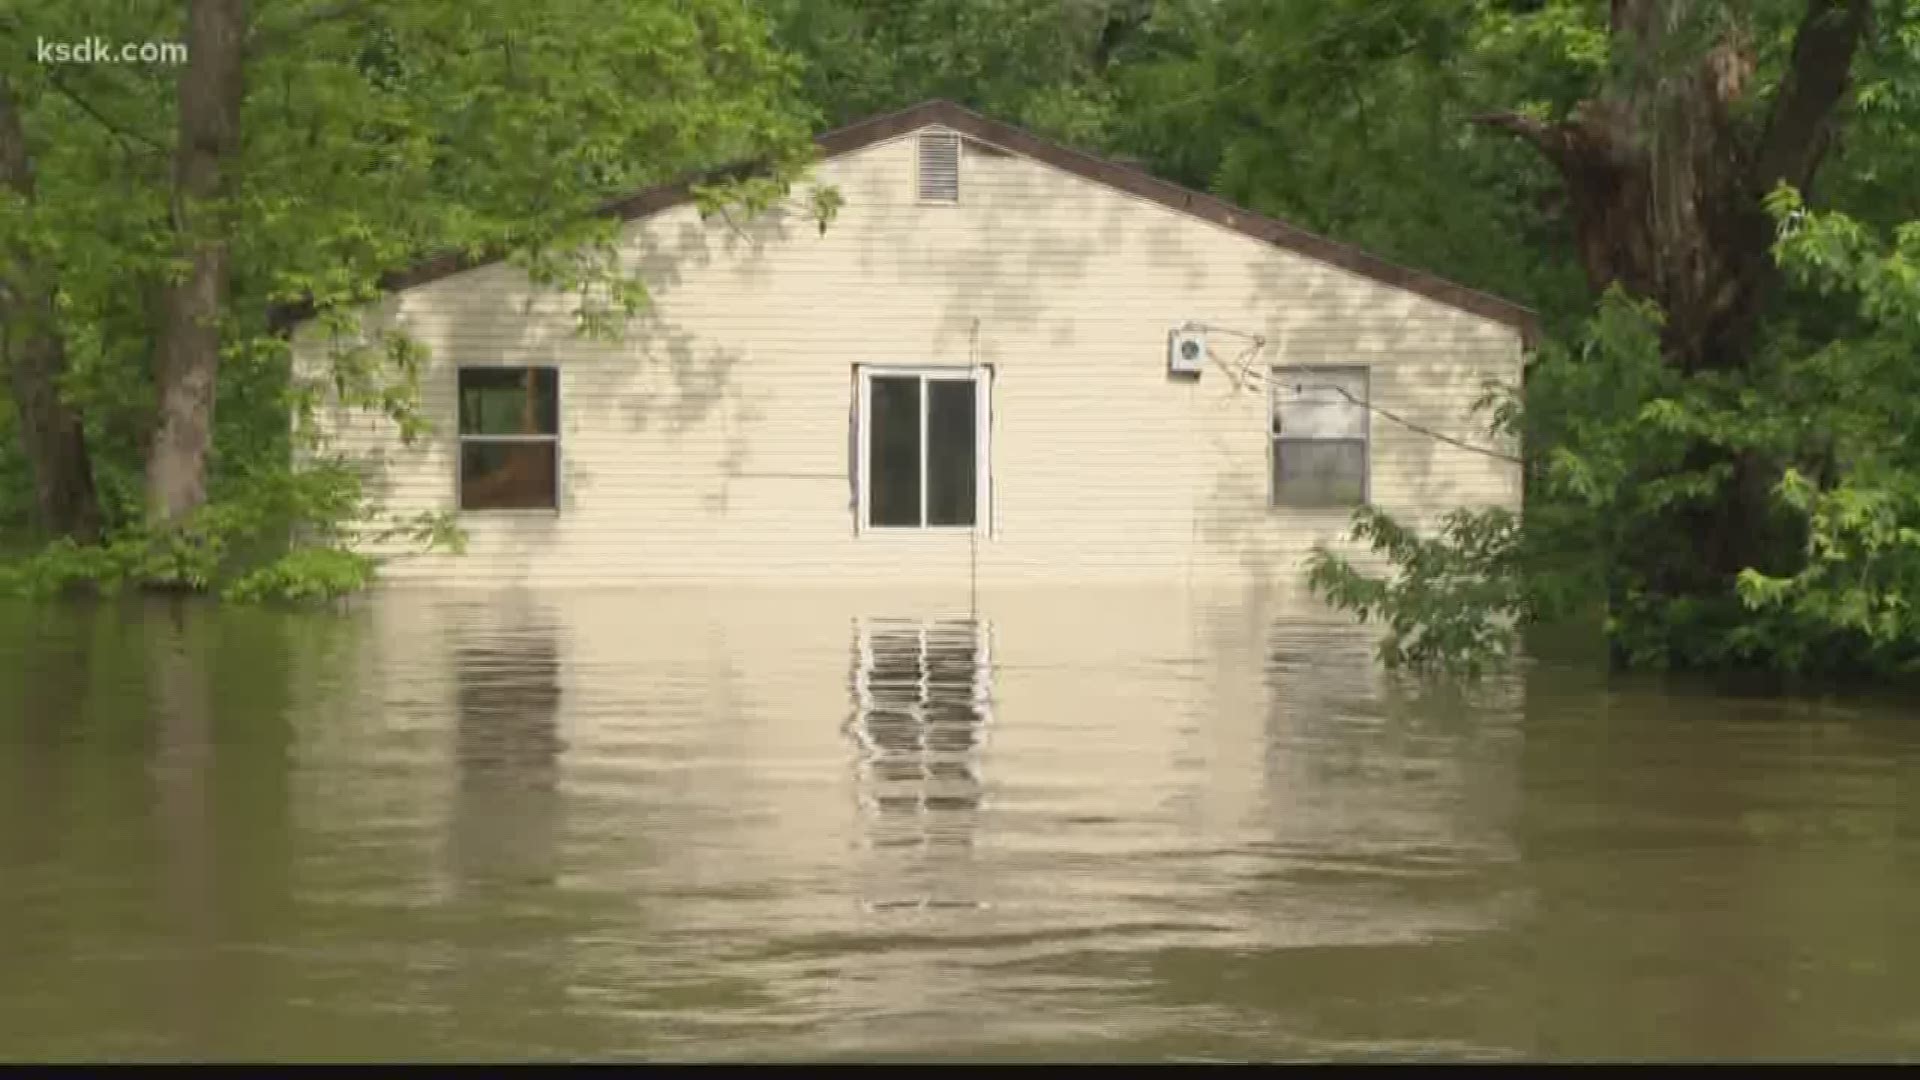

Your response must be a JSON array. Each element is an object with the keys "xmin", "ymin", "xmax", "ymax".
[
  {"xmin": 1272, "ymin": 372, "xmax": 1522, "ymax": 465},
  {"xmin": 1195, "ymin": 327, "xmax": 1522, "ymax": 466}
]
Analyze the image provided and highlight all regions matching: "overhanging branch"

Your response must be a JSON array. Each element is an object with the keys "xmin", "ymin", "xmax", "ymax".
[
  {"xmin": 0, "ymin": 75, "xmax": 36, "ymax": 197},
  {"xmin": 44, "ymin": 69, "xmax": 170, "ymax": 155},
  {"xmin": 1752, "ymin": 0, "xmax": 1871, "ymax": 195},
  {"xmin": 1467, "ymin": 110, "xmax": 1576, "ymax": 173}
]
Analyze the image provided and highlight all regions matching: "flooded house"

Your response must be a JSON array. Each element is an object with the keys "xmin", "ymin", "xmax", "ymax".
[{"xmin": 295, "ymin": 101, "xmax": 1533, "ymax": 590}]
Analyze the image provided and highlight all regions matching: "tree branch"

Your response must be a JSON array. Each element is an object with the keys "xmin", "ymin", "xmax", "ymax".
[
  {"xmin": 1467, "ymin": 110, "xmax": 1575, "ymax": 170},
  {"xmin": 1092, "ymin": 0, "xmax": 1153, "ymax": 70},
  {"xmin": 1608, "ymin": 0, "xmax": 1659, "ymax": 46},
  {"xmin": 246, "ymin": 0, "xmax": 375, "ymax": 57},
  {"xmin": 0, "ymin": 75, "xmax": 105, "ymax": 540},
  {"xmin": 1751, "ymin": 0, "xmax": 1872, "ymax": 196},
  {"xmin": 0, "ymin": 10, "xmax": 168, "ymax": 156},
  {"xmin": 44, "ymin": 69, "xmax": 170, "ymax": 155},
  {"xmin": 0, "ymin": 74, "xmax": 36, "ymax": 199}
]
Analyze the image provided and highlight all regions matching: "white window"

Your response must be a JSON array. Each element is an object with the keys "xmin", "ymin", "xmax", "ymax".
[
  {"xmin": 1271, "ymin": 366, "xmax": 1369, "ymax": 507},
  {"xmin": 917, "ymin": 130, "xmax": 961, "ymax": 203},
  {"xmin": 857, "ymin": 366, "xmax": 991, "ymax": 531}
]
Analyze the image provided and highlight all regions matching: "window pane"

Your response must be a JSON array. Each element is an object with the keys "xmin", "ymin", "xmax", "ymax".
[
  {"xmin": 461, "ymin": 440, "xmax": 558, "ymax": 510},
  {"xmin": 459, "ymin": 368, "xmax": 558, "ymax": 436},
  {"xmin": 1273, "ymin": 368, "xmax": 1366, "ymax": 439},
  {"xmin": 869, "ymin": 376, "xmax": 922, "ymax": 527},
  {"xmin": 1273, "ymin": 439, "xmax": 1365, "ymax": 506},
  {"xmin": 926, "ymin": 379, "xmax": 976, "ymax": 527}
]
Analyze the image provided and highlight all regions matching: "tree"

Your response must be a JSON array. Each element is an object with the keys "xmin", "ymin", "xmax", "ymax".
[
  {"xmin": 0, "ymin": 0, "xmax": 822, "ymax": 595},
  {"xmin": 0, "ymin": 74, "xmax": 101, "ymax": 541},
  {"xmin": 1468, "ymin": 1, "xmax": 1873, "ymax": 620},
  {"xmin": 761, "ymin": 0, "xmax": 1152, "ymax": 145},
  {"xmin": 146, "ymin": 0, "xmax": 247, "ymax": 527}
]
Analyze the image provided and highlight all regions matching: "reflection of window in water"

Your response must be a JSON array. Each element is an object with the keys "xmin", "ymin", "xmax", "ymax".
[
  {"xmin": 451, "ymin": 632, "xmax": 563, "ymax": 891},
  {"xmin": 849, "ymin": 617, "xmax": 992, "ymax": 911}
]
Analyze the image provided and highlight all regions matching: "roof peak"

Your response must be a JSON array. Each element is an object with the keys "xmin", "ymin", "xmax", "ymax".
[
  {"xmin": 813, "ymin": 101, "xmax": 1534, "ymax": 339},
  {"xmin": 316, "ymin": 100, "xmax": 1536, "ymax": 341}
]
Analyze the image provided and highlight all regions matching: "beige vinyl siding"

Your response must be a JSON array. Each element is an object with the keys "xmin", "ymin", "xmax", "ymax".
[{"xmin": 297, "ymin": 128, "xmax": 1522, "ymax": 589}]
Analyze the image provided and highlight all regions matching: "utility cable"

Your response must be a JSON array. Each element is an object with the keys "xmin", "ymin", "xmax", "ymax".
[{"xmin": 1190, "ymin": 321, "xmax": 1522, "ymax": 466}]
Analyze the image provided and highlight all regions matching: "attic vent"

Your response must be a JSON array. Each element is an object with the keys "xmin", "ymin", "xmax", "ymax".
[{"xmin": 917, "ymin": 130, "xmax": 961, "ymax": 203}]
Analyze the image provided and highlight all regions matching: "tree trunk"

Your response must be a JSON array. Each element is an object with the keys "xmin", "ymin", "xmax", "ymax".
[
  {"xmin": 145, "ymin": 0, "xmax": 248, "ymax": 527},
  {"xmin": 0, "ymin": 77, "xmax": 102, "ymax": 542},
  {"xmin": 1474, "ymin": 0, "xmax": 1871, "ymax": 614}
]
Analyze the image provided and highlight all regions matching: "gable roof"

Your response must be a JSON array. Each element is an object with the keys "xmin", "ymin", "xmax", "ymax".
[{"xmin": 337, "ymin": 100, "xmax": 1538, "ymax": 342}]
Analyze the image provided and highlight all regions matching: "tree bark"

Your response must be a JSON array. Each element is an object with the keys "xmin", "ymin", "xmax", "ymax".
[
  {"xmin": 146, "ymin": 0, "xmax": 248, "ymax": 527},
  {"xmin": 0, "ymin": 77, "xmax": 102, "ymax": 542}
]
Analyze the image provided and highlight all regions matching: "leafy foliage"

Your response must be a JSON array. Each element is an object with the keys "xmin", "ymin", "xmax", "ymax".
[
  {"xmin": 1308, "ymin": 197, "xmax": 1920, "ymax": 680},
  {"xmin": 1306, "ymin": 505, "xmax": 1530, "ymax": 678},
  {"xmin": 1107, "ymin": 0, "xmax": 1591, "ymax": 330},
  {"xmin": 1734, "ymin": 472, "xmax": 1920, "ymax": 673},
  {"xmin": 761, "ymin": 0, "xmax": 1142, "ymax": 145},
  {"xmin": 1305, "ymin": 291, "xmax": 1665, "ymax": 677},
  {"xmin": 1, "ymin": 0, "xmax": 822, "ymax": 601},
  {"xmin": 0, "ymin": 458, "xmax": 462, "ymax": 602}
]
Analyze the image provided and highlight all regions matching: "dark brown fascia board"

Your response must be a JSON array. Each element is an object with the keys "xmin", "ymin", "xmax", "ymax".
[{"xmin": 273, "ymin": 99, "xmax": 1539, "ymax": 344}]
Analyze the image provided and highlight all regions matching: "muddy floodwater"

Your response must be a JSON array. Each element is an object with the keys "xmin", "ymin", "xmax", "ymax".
[{"xmin": 2, "ymin": 587, "xmax": 1916, "ymax": 1061}]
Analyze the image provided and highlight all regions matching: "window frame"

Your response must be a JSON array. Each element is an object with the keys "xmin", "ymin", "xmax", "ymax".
[
  {"xmin": 454, "ymin": 364, "xmax": 563, "ymax": 514},
  {"xmin": 1269, "ymin": 364, "xmax": 1371, "ymax": 509},
  {"xmin": 855, "ymin": 365, "xmax": 993, "ymax": 534}
]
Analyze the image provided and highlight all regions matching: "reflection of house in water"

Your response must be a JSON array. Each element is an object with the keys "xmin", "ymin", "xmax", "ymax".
[
  {"xmin": 848, "ymin": 617, "xmax": 993, "ymax": 911},
  {"xmin": 450, "ymin": 626, "xmax": 564, "ymax": 892}
]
